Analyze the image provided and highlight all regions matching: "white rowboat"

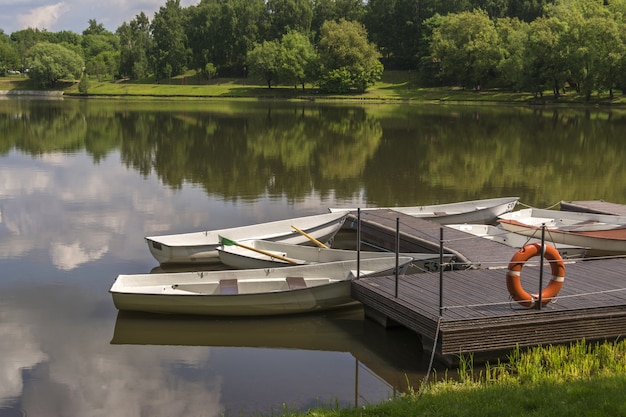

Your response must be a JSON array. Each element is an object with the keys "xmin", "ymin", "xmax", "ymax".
[
  {"xmin": 145, "ymin": 212, "xmax": 348, "ymax": 264},
  {"xmin": 110, "ymin": 256, "xmax": 414, "ymax": 316},
  {"xmin": 498, "ymin": 208, "xmax": 626, "ymax": 256},
  {"xmin": 445, "ymin": 224, "xmax": 588, "ymax": 259},
  {"xmin": 329, "ymin": 197, "xmax": 519, "ymax": 224},
  {"xmin": 217, "ymin": 238, "xmax": 449, "ymax": 270}
]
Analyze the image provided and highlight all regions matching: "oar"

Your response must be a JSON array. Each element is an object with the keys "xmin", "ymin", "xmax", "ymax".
[
  {"xmin": 219, "ymin": 236, "xmax": 300, "ymax": 265},
  {"xmin": 291, "ymin": 225, "xmax": 328, "ymax": 249}
]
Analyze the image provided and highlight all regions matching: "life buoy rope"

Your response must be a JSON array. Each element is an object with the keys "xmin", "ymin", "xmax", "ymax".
[{"xmin": 506, "ymin": 243, "xmax": 565, "ymax": 308}]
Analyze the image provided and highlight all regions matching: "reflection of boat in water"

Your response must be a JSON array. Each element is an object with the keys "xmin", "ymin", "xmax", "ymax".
[{"xmin": 111, "ymin": 308, "xmax": 430, "ymax": 390}]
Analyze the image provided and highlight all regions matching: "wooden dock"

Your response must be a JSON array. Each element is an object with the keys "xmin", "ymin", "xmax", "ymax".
[
  {"xmin": 346, "ymin": 209, "xmax": 626, "ymax": 358},
  {"xmin": 341, "ymin": 209, "xmax": 517, "ymax": 269},
  {"xmin": 560, "ymin": 200, "xmax": 626, "ymax": 216}
]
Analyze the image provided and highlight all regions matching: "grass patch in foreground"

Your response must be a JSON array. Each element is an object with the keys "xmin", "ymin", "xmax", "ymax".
[{"xmin": 275, "ymin": 340, "xmax": 626, "ymax": 417}]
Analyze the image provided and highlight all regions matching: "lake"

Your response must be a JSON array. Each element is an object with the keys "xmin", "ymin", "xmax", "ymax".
[{"xmin": 1, "ymin": 97, "xmax": 625, "ymax": 416}]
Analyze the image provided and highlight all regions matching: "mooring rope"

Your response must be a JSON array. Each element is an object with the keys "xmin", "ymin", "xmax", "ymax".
[{"xmin": 419, "ymin": 315, "xmax": 442, "ymax": 397}]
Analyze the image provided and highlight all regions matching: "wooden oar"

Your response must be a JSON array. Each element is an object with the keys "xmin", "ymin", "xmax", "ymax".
[
  {"xmin": 291, "ymin": 225, "xmax": 328, "ymax": 249},
  {"xmin": 219, "ymin": 236, "xmax": 300, "ymax": 265}
]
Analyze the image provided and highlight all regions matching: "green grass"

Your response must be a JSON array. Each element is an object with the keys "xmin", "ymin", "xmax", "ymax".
[
  {"xmin": 6, "ymin": 70, "xmax": 626, "ymax": 105},
  {"xmin": 275, "ymin": 340, "xmax": 626, "ymax": 417}
]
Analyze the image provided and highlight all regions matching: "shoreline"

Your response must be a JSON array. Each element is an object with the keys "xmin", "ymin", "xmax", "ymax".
[{"xmin": 3, "ymin": 73, "xmax": 625, "ymax": 106}]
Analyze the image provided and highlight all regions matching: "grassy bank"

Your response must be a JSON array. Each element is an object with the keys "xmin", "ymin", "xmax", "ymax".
[
  {"xmin": 3, "ymin": 71, "xmax": 626, "ymax": 105},
  {"xmin": 279, "ymin": 340, "xmax": 626, "ymax": 417}
]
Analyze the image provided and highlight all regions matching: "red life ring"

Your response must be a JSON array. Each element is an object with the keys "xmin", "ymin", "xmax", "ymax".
[{"xmin": 506, "ymin": 243, "xmax": 565, "ymax": 308}]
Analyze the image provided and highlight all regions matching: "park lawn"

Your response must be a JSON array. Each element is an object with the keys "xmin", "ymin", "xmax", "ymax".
[{"xmin": 4, "ymin": 70, "xmax": 626, "ymax": 105}]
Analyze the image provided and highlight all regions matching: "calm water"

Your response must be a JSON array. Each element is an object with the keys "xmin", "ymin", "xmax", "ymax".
[{"xmin": 1, "ymin": 97, "xmax": 626, "ymax": 416}]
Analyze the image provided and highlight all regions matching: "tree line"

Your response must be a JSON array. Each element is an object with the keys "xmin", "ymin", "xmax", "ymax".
[{"xmin": 1, "ymin": 0, "xmax": 626, "ymax": 98}]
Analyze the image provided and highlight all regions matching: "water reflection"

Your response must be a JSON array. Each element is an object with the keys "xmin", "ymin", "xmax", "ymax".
[
  {"xmin": 112, "ymin": 308, "xmax": 429, "ymax": 414},
  {"xmin": 2, "ymin": 99, "xmax": 626, "ymax": 208},
  {"xmin": 1, "ymin": 98, "xmax": 626, "ymax": 416}
]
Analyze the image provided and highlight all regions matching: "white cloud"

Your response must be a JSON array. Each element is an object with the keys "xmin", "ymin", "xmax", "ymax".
[
  {"xmin": 17, "ymin": 2, "xmax": 68, "ymax": 32},
  {"xmin": 1, "ymin": 0, "xmax": 199, "ymax": 34}
]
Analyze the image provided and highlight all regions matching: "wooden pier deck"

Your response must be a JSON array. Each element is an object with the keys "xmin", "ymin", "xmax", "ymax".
[
  {"xmin": 560, "ymin": 200, "xmax": 626, "ymax": 216},
  {"xmin": 345, "ymin": 209, "xmax": 626, "ymax": 358},
  {"xmin": 353, "ymin": 258, "xmax": 626, "ymax": 357},
  {"xmin": 341, "ymin": 209, "xmax": 517, "ymax": 269}
]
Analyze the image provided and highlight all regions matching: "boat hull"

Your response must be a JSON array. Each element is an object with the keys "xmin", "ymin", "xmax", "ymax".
[
  {"xmin": 330, "ymin": 197, "xmax": 519, "ymax": 225},
  {"xmin": 217, "ymin": 240, "xmax": 444, "ymax": 270},
  {"xmin": 498, "ymin": 208, "xmax": 626, "ymax": 256},
  {"xmin": 110, "ymin": 257, "xmax": 413, "ymax": 316},
  {"xmin": 112, "ymin": 281, "xmax": 356, "ymax": 316},
  {"xmin": 446, "ymin": 224, "xmax": 588, "ymax": 259},
  {"xmin": 145, "ymin": 212, "xmax": 347, "ymax": 264}
]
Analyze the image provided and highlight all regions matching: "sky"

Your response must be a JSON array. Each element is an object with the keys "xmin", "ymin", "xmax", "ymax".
[{"xmin": 0, "ymin": 0, "xmax": 198, "ymax": 36}]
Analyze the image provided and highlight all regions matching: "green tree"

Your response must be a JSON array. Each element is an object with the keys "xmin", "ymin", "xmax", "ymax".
[
  {"xmin": 278, "ymin": 30, "xmax": 318, "ymax": 89},
  {"xmin": 549, "ymin": 0, "xmax": 626, "ymax": 99},
  {"xmin": 185, "ymin": 0, "xmax": 219, "ymax": 78},
  {"xmin": 83, "ymin": 19, "xmax": 107, "ymax": 36},
  {"xmin": 82, "ymin": 31, "xmax": 120, "ymax": 80},
  {"xmin": 364, "ymin": 0, "xmax": 422, "ymax": 69},
  {"xmin": 117, "ymin": 12, "xmax": 152, "ymax": 80},
  {"xmin": 247, "ymin": 40, "xmax": 281, "ymax": 88},
  {"xmin": 311, "ymin": 0, "xmax": 366, "ymax": 41},
  {"xmin": 10, "ymin": 28, "xmax": 44, "ymax": 71},
  {"xmin": 86, "ymin": 50, "xmax": 119, "ymax": 81},
  {"xmin": 78, "ymin": 73, "xmax": 90, "ymax": 94},
  {"xmin": 191, "ymin": 0, "xmax": 265, "ymax": 75},
  {"xmin": 265, "ymin": 0, "xmax": 313, "ymax": 41},
  {"xmin": 27, "ymin": 42, "xmax": 85, "ymax": 87},
  {"xmin": 429, "ymin": 9, "xmax": 503, "ymax": 89},
  {"xmin": 317, "ymin": 19, "xmax": 383, "ymax": 93},
  {"xmin": 0, "ymin": 32, "xmax": 20, "ymax": 74},
  {"xmin": 496, "ymin": 17, "xmax": 530, "ymax": 91},
  {"xmin": 522, "ymin": 16, "xmax": 568, "ymax": 97},
  {"xmin": 151, "ymin": 0, "xmax": 188, "ymax": 80}
]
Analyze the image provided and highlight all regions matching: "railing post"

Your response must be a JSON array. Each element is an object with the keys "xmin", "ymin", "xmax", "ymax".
[
  {"xmin": 394, "ymin": 217, "xmax": 400, "ymax": 298},
  {"xmin": 537, "ymin": 223, "xmax": 546, "ymax": 310},
  {"xmin": 356, "ymin": 208, "xmax": 361, "ymax": 279},
  {"xmin": 439, "ymin": 227, "xmax": 444, "ymax": 316}
]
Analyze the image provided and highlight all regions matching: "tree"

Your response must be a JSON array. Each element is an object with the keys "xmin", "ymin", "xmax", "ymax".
[
  {"xmin": 27, "ymin": 42, "xmax": 85, "ymax": 87},
  {"xmin": 188, "ymin": 0, "xmax": 265, "ymax": 76},
  {"xmin": 10, "ymin": 28, "xmax": 44, "ymax": 71},
  {"xmin": 82, "ymin": 31, "xmax": 120, "ymax": 80},
  {"xmin": 317, "ymin": 19, "xmax": 383, "ymax": 93},
  {"xmin": 364, "ymin": 0, "xmax": 423, "ymax": 69},
  {"xmin": 312, "ymin": 0, "xmax": 365, "ymax": 41},
  {"xmin": 0, "ymin": 32, "xmax": 20, "ymax": 74},
  {"xmin": 278, "ymin": 30, "xmax": 318, "ymax": 89},
  {"xmin": 184, "ymin": 0, "xmax": 218, "ymax": 78},
  {"xmin": 151, "ymin": 0, "xmax": 188, "ymax": 80},
  {"xmin": 265, "ymin": 0, "xmax": 313, "ymax": 41},
  {"xmin": 548, "ymin": 0, "xmax": 626, "ymax": 99},
  {"xmin": 429, "ymin": 9, "xmax": 503, "ymax": 89},
  {"xmin": 522, "ymin": 16, "xmax": 569, "ymax": 97},
  {"xmin": 495, "ymin": 17, "xmax": 530, "ymax": 91},
  {"xmin": 117, "ymin": 12, "xmax": 152, "ymax": 80},
  {"xmin": 247, "ymin": 40, "xmax": 281, "ymax": 88},
  {"xmin": 83, "ymin": 19, "xmax": 107, "ymax": 36}
]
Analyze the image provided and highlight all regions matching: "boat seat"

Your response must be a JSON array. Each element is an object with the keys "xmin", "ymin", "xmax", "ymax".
[
  {"xmin": 287, "ymin": 276, "xmax": 307, "ymax": 290},
  {"xmin": 220, "ymin": 279, "xmax": 238, "ymax": 294}
]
